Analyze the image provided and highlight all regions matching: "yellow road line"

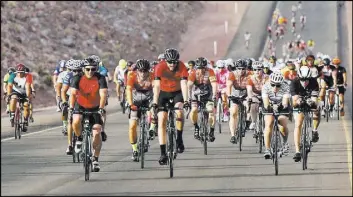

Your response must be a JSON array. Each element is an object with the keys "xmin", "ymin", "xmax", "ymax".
[{"xmin": 342, "ymin": 110, "xmax": 352, "ymax": 190}]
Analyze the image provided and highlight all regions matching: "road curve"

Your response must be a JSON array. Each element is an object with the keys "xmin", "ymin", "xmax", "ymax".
[{"xmin": 1, "ymin": 1, "xmax": 352, "ymax": 196}]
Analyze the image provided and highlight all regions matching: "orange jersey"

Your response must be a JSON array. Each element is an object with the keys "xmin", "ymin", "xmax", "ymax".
[
  {"xmin": 283, "ymin": 70, "xmax": 297, "ymax": 80},
  {"xmin": 127, "ymin": 71, "xmax": 154, "ymax": 91},
  {"xmin": 188, "ymin": 68, "xmax": 217, "ymax": 86},
  {"xmin": 247, "ymin": 75, "xmax": 269, "ymax": 95},
  {"xmin": 26, "ymin": 73, "xmax": 33, "ymax": 84},
  {"xmin": 228, "ymin": 72, "xmax": 250, "ymax": 89},
  {"xmin": 154, "ymin": 61, "xmax": 188, "ymax": 92}
]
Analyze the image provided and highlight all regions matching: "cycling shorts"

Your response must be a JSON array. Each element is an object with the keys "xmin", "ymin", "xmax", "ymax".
[
  {"xmin": 73, "ymin": 104, "xmax": 103, "ymax": 125},
  {"xmin": 158, "ymin": 90, "xmax": 183, "ymax": 112},
  {"xmin": 338, "ymin": 85, "xmax": 346, "ymax": 94}
]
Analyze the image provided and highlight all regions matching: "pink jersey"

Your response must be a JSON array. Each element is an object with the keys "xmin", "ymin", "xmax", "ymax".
[{"xmin": 216, "ymin": 68, "xmax": 229, "ymax": 91}]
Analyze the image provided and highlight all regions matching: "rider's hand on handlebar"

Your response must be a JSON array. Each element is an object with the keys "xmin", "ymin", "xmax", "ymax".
[
  {"xmin": 183, "ymin": 100, "xmax": 190, "ymax": 110},
  {"xmin": 129, "ymin": 105, "xmax": 138, "ymax": 111}
]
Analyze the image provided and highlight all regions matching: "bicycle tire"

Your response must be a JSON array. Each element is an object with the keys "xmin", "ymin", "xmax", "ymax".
[
  {"xmin": 258, "ymin": 114, "xmax": 263, "ymax": 153},
  {"xmin": 168, "ymin": 121, "xmax": 174, "ymax": 178},
  {"xmin": 301, "ymin": 118, "xmax": 307, "ymax": 170},
  {"xmin": 239, "ymin": 106, "xmax": 243, "ymax": 152},
  {"xmin": 203, "ymin": 112, "xmax": 208, "ymax": 155},
  {"xmin": 84, "ymin": 133, "xmax": 90, "ymax": 181},
  {"xmin": 336, "ymin": 94, "xmax": 340, "ymax": 120},
  {"xmin": 140, "ymin": 115, "xmax": 145, "ymax": 169},
  {"xmin": 217, "ymin": 98, "xmax": 222, "ymax": 134},
  {"xmin": 18, "ymin": 109, "xmax": 22, "ymax": 139},
  {"xmin": 14, "ymin": 108, "xmax": 19, "ymax": 139},
  {"xmin": 72, "ymin": 134, "xmax": 76, "ymax": 163},
  {"xmin": 274, "ymin": 124, "xmax": 279, "ymax": 175}
]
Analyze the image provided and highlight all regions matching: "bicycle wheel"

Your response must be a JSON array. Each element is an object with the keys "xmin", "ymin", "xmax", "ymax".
[
  {"xmin": 274, "ymin": 124, "xmax": 279, "ymax": 175},
  {"xmin": 301, "ymin": 119, "xmax": 307, "ymax": 170},
  {"xmin": 140, "ymin": 116, "xmax": 146, "ymax": 169},
  {"xmin": 84, "ymin": 133, "xmax": 90, "ymax": 181},
  {"xmin": 18, "ymin": 109, "xmax": 22, "ymax": 139},
  {"xmin": 168, "ymin": 121, "xmax": 174, "ymax": 178},
  {"xmin": 121, "ymin": 88, "xmax": 126, "ymax": 114},
  {"xmin": 336, "ymin": 93, "xmax": 340, "ymax": 120},
  {"xmin": 217, "ymin": 98, "xmax": 222, "ymax": 134},
  {"xmin": 14, "ymin": 108, "xmax": 20, "ymax": 139},
  {"xmin": 258, "ymin": 114, "xmax": 263, "ymax": 153},
  {"xmin": 72, "ymin": 134, "xmax": 77, "ymax": 163},
  {"xmin": 238, "ymin": 107, "xmax": 243, "ymax": 152},
  {"xmin": 203, "ymin": 112, "xmax": 208, "ymax": 155}
]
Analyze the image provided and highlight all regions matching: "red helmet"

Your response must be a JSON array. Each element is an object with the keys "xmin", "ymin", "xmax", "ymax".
[{"xmin": 16, "ymin": 63, "xmax": 26, "ymax": 72}]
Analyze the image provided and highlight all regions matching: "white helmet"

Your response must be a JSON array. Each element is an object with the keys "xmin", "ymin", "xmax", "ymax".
[
  {"xmin": 72, "ymin": 60, "xmax": 82, "ymax": 70},
  {"xmin": 263, "ymin": 62, "xmax": 270, "ymax": 68},
  {"xmin": 298, "ymin": 66, "xmax": 312, "ymax": 78},
  {"xmin": 65, "ymin": 59, "xmax": 75, "ymax": 69},
  {"xmin": 225, "ymin": 58, "xmax": 234, "ymax": 67},
  {"xmin": 252, "ymin": 61, "xmax": 264, "ymax": 69},
  {"xmin": 216, "ymin": 60, "xmax": 225, "ymax": 68},
  {"xmin": 158, "ymin": 53, "xmax": 165, "ymax": 60},
  {"xmin": 316, "ymin": 52, "xmax": 324, "ymax": 59},
  {"xmin": 269, "ymin": 71, "xmax": 284, "ymax": 84}
]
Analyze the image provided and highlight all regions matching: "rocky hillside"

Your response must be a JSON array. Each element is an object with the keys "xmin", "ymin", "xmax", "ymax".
[{"xmin": 0, "ymin": 1, "xmax": 203, "ymax": 111}]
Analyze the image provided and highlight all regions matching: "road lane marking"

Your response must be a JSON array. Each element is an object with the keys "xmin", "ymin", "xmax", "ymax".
[{"xmin": 1, "ymin": 111, "xmax": 121, "ymax": 142}]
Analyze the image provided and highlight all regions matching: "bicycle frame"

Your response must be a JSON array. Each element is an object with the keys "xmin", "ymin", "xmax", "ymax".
[
  {"xmin": 196, "ymin": 94, "xmax": 209, "ymax": 155},
  {"xmin": 297, "ymin": 102, "xmax": 313, "ymax": 170},
  {"xmin": 138, "ymin": 106, "xmax": 150, "ymax": 169},
  {"xmin": 229, "ymin": 95, "xmax": 247, "ymax": 151}
]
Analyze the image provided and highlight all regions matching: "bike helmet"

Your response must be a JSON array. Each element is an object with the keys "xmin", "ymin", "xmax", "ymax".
[
  {"xmin": 332, "ymin": 57, "xmax": 341, "ymax": 65},
  {"xmin": 195, "ymin": 57, "xmax": 208, "ymax": 69},
  {"xmin": 58, "ymin": 60, "xmax": 66, "ymax": 68},
  {"xmin": 16, "ymin": 63, "xmax": 26, "ymax": 72},
  {"xmin": 244, "ymin": 58, "xmax": 253, "ymax": 70},
  {"xmin": 298, "ymin": 66, "xmax": 312, "ymax": 78},
  {"xmin": 136, "ymin": 59, "xmax": 150, "ymax": 72},
  {"xmin": 127, "ymin": 61, "xmax": 134, "ymax": 67},
  {"xmin": 65, "ymin": 59, "xmax": 75, "ymax": 69},
  {"xmin": 305, "ymin": 54, "xmax": 315, "ymax": 62},
  {"xmin": 164, "ymin": 48, "xmax": 180, "ymax": 61},
  {"xmin": 7, "ymin": 67, "xmax": 16, "ymax": 73},
  {"xmin": 71, "ymin": 60, "xmax": 82, "ymax": 70},
  {"xmin": 216, "ymin": 60, "xmax": 225, "ymax": 68},
  {"xmin": 252, "ymin": 61, "xmax": 264, "ymax": 70},
  {"xmin": 158, "ymin": 53, "xmax": 165, "ymax": 60},
  {"xmin": 84, "ymin": 56, "xmax": 99, "ymax": 67},
  {"xmin": 269, "ymin": 55, "xmax": 277, "ymax": 62},
  {"xmin": 188, "ymin": 60, "xmax": 196, "ymax": 67},
  {"xmin": 269, "ymin": 71, "xmax": 284, "ymax": 84},
  {"xmin": 80, "ymin": 59, "xmax": 89, "ymax": 67},
  {"xmin": 88, "ymin": 55, "xmax": 101, "ymax": 64},
  {"xmin": 322, "ymin": 58, "xmax": 330, "ymax": 66},
  {"xmin": 235, "ymin": 59, "xmax": 246, "ymax": 69},
  {"xmin": 119, "ymin": 59, "xmax": 127, "ymax": 69},
  {"xmin": 24, "ymin": 66, "xmax": 30, "ymax": 73}
]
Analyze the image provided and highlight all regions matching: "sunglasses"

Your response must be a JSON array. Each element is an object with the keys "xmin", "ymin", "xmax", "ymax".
[
  {"xmin": 167, "ymin": 60, "xmax": 178, "ymax": 65},
  {"xmin": 236, "ymin": 68, "xmax": 246, "ymax": 70},
  {"xmin": 253, "ymin": 69, "xmax": 263, "ymax": 71},
  {"xmin": 270, "ymin": 83, "xmax": 281, "ymax": 87},
  {"xmin": 299, "ymin": 78, "xmax": 310, "ymax": 81},
  {"xmin": 85, "ymin": 67, "xmax": 97, "ymax": 72}
]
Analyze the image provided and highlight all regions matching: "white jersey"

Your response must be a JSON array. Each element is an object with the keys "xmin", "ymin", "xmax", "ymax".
[
  {"xmin": 57, "ymin": 70, "xmax": 69, "ymax": 84},
  {"xmin": 12, "ymin": 77, "xmax": 28, "ymax": 95},
  {"xmin": 300, "ymin": 15, "xmax": 306, "ymax": 23},
  {"xmin": 244, "ymin": 33, "xmax": 251, "ymax": 41},
  {"xmin": 114, "ymin": 66, "xmax": 127, "ymax": 82},
  {"xmin": 262, "ymin": 81, "xmax": 290, "ymax": 104}
]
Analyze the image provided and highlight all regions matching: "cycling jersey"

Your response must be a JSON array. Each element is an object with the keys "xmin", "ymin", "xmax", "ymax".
[
  {"xmin": 70, "ymin": 73, "xmax": 108, "ymax": 109},
  {"xmin": 114, "ymin": 66, "xmax": 127, "ymax": 84},
  {"xmin": 8, "ymin": 74, "xmax": 33, "ymax": 95},
  {"xmin": 62, "ymin": 72, "xmax": 75, "ymax": 96},
  {"xmin": 247, "ymin": 75, "xmax": 269, "ymax": 96},
  {"xmin": 216, "ymin": 68, "xmax": 229, "ymax": 92},
  {"xmin": 290, "ymin": 78, "xmax": 319, "ymax": 97},
  {"xmin": 154, "ymin": 61, "xmax": 188, "ymax": 93},
  {"xmin": 98, "ymin": 66, "xmax": 108, "ymax": 77},
  {"xmin": 127, "ymin": 71, "xmax": 154, "ymax": 105},
  {"xmin": 228, "ymin": 72, "xmax": 251, "ymax": 97},
  {"xmin": 318, "ymin": 65, "xmax": 335, "ymax": 86},
  {"xmin": 3, "ymin": 73, "xmax": 15, "ymax": 83},
  {"xmin": 57, "ymin": 70, "xmax": 69, "ymax": 85},
  {"xmin": 53, "ymin": 65, "xmax": 61, "ymax": 76},
  {"xmin": 262, "ymin": 81, "xmax": 290, "ymax": 104},
  {"xmin": 188, "ymin": 68, "xmax": 216, "ymax": 100},
  {"xmin": 334, "ymin": 66, "xmax": 346, "ymax": 84}
]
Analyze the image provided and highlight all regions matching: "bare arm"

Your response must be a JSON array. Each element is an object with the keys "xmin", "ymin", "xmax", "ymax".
[
  {"xmin": 61, "ymin": 85, "xmax": 70, "ymax": 102},
  {"xmin": 69, "ymin": 88, "xmax": 78, "ymax": 108},
  {"xmin": 99, "ymin": 88, "xmax": 108, "ymax": 109},
  {"xmin": 180, "ymin": 79, "xmax": 188, "ymax": 102},
  {"xmin": 152, "ymin": 80, "xmax": 161, "ymax": 104},
  {"xmin": 226, "ymin": 80, "xmax": 233, "ymax": 97},
  {"xmin": 211, "ymin": 81, "xmax": 217, "ymax": 98}
]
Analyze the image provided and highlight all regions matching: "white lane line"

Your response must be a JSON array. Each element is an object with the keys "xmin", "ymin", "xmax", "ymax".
[{"xmin": 1, "ymin": 111, "xmax": 121, "ymax": 142}]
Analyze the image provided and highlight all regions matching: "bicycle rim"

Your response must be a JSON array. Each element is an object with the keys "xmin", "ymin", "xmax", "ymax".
[
  {"xmin": 168, "ymin": 122, "xmax": 174, "ymax": 178},
  {"xmin": 18, "ymin": 110, "xmax": 22, "ymax": 139},
  {"xmin": 301, "ymin": 121, "xmax": 307, "ymax": 170},
  {"xmin": 140, "ymin": 119, "xmax": 145, "ymax": 169},
  {"xmin": 337, "ymin": 95, "xmax": 340, "ymax": 120},
  {"xmin": 203, "ymin": 120, "xmax": 208, "ymax": 155},
  {"xmin": 84, "ymin": 134, "xmax": 90, "ymax": 181},
  {"xmin": 274, "ymin": 124, "xmax": 279, "ymax": 175},
  {"xmin": 218, "ymin": 101, "xmax": 222, "ymax": 133},
  {"xmin": 258, "ymin": 115, "xmax": 263, "ymax": 153},
  {"xmin": 239, "ymin": 109, "xmax": 243, "ymax": 152}
]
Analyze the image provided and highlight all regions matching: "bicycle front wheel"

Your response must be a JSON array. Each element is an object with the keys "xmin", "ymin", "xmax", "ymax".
[
  {"xmin": 140, "ymin": 118, "xmax": 146, "ymax": 169},
  {"xmin": 84, "ymin": 134, "xmax": 91, "ymax": 181},
  {"xmin": 217, "ymin": 99, "xmax": 222, "ymax": 133}
]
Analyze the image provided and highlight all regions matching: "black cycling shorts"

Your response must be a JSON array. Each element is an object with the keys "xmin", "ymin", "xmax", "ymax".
[
  {"xmin": 158, "ymin": 90, "xmax": 183, "ymax": 112},
  {"xmin": 73, "ymin": 103, "xmax": 103, "ymax": 125},
  {"xmin": 338, "ymin": 85, "xmax": 346, "ymax": 94}
]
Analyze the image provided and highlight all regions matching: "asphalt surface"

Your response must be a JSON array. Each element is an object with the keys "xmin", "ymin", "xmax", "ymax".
[{"xmin": 1, "ymin": 1, "xmax": 352, "ymax": 196}]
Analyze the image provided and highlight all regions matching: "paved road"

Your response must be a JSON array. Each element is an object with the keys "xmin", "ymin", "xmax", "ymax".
[{"xmin": 1, "ymin": 1, "xmax": 352, "ymax": 196}]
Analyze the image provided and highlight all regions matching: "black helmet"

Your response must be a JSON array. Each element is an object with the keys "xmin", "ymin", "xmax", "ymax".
[
  {"xmin": 127, "ymin": 61, "xmax": 134, "ymax": 67},
  {"xmin": 235, "ymin": 59, "xmax": 246, "ymax": 68},
  {"xmin": 24, "ymin": 66, "xmax": 30, "ymax": 73},
  {"xmin": 269, "ymin": 55, "xmax": 277, "ymax": 61},
  {"xmin": 135, "ymin": 59, "xmax": 150, "ymax": 72},
  {"xmin": 244, "ymin": 58, "xmax": 253, "ymax": 69},
  {"xmin": 164, "ymin": 48, "xmax": 180, "ymax": 61},
  {"xmin": 7, "ymin": 67, "xmax": 16, "ymax": 73},
  {"xmin": 195, "ymin": 57, "xmax": 208, "ymax": 69},
  {"xmin": 188, "ymin": 60, "xmax": 196, "ymax": 66},
  {"xmin": 84, "ymin": 56, "xmax": 99, "ymax": 67},
  {"xmin": 323, "ymin": 58, "xmax": 330, "ymax": 66},
  {"xmin": 306, "ymin": 54, "xmax": 315, "ymax": 61}
]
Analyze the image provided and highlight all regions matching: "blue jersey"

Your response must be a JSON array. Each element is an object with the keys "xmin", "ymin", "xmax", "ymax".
[
  {"xmin": 63, "ymin": 72, "xmax": 74, "ymax": 86},
  {"xmin": 53, "ymin": 65, "xmax": 61, "ymax": 76},
  {"xmin": 98, "ymin": 66, "xmax": 108, "ymax": 77}
]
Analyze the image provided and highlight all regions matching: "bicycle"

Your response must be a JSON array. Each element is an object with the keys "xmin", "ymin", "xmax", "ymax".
[
  {"xmin": 194, "ymin": 93, "xmax": 211, "ymax": 155},
  {"xmin": 229, "ymin": 94, "xmax": 247, "ymax": 152},
  {"xmin": 135, "ymin": 103, "xmax": 151, "ymax": 169},
  {"xmin": 158, "ymin": 98, "xmax": 185, "ymax": 178},
  {"xmin": 263, "ymin": 103, "xmax": 290, "ymax": 175},
  {"xmin": 333, "ymin": 84, "xmax": 345, "ymax": 120},
  {"xmin": 9, "ymin": 93, "xmax": 27, "ymax": 140},
  {"xmin": 324, "ymin": 86, "xmax": 335, "ymax": 122},
  {"xmin": 296, "ymin": 97, "xmax": 314, "ymax": 170},
  {"xmin": 215, "ymin": 91, "xmax": 224, "ymax": 133},
  {"xmin": 120, "ymin": 86, "xmax": 127, "ymax": 114},
  {"xmin": 248, "ymin": 97, "xmax": 265, "ymax": 153},
  {"xmin": 75, "ymin": 110, "xmax": 100, "ymax": 181}
]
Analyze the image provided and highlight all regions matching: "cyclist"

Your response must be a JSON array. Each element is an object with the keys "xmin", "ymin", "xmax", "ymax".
[
  {"xmin": 188, "ymin": 57, "xmax": 217, "ymax": 142},
  {"xmin": 3, "ymin": 67, "xmax": 16, "ymax": 114},
  {"xmin": 69, "ymin": 57, "xmax": 108, "ymax": 172},
  {"xmin": 307, "ymin": 39, "xmax": 315, "ymax": 52},
  {"xmin": 291, "ymin": 66, "xmax": 320, "ymax": 162},
  {"xmin": 126, "ymin": 59, "xmax": 156, "ymax": 161},
  {"xmin": 331, "ymin": 57, "xmax": 347, "ymax": 116},
  {"xmin": 244, "ymin": 31, "xmax": 251, "ymax": 49},
  {"xmin": 7, "ymin": 64, "xmax": 33, "ymax": 132},
  {"xmin": 56, "ymin": 60, "xmax": 71, "ymax": 135},
  {"xmin": 261, "ymin": 72, "xmax": 291, "ymax": 159},
  {"xmin": 158, "ymin": 53, "xmax": 165, "ymax": 62},
  {"xmin": 244, "ymin": 58, "xmax": 254, "ymax": 74},
  {"xmin": 114, "ymin": 59, "xmax": 128, "ymax": 101},
  {"xmin": 53, "ymin": 60, "xmax": 66, "ymax": 112},
  {"xmin": 291, "ymin": 17, "xmax": 296, "ymax": 33},
  {"xmin": 318, "ymin": 58, "xmax": 337, "ymax": 117},
  {"xmin": 187, "ymin": 60, "xmax": 196, "ymax": 72},
  {"xmin": 300, "ymin": 14, "xmax": 306, "ymax": 29},
  {"xmin": 246, "ymin": 61, "xmax": 268, "ymax": 133},
  {"xmin": 60, "ymin": 60, "xmax": 83, "ymax": 155},
  {"xmin": 263, "ymin": 62, "xmax": 273, "ymax": 77},
  {"xmin": 281, "ymin": 60, "xmax": 298, "ymax": 83},
  {"xmin": 24, "ymin": 66, "xmax": 35, "ymax": 123},
  {"xmin": 151, "ymin": 48, "xmax": 189, "ymax": 165},
  {"xmin": 226, "ymin": 59, "xmax": 251, "ymax": 144},
  {"xmin": 215, "ymin": 60, "xmax": 230, "ymax": 122}
]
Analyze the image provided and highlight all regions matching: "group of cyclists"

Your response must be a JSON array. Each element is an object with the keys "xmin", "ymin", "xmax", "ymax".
[{"xmin": 4, "ymin": 1, "xmax": 348, "ymax": 175}]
